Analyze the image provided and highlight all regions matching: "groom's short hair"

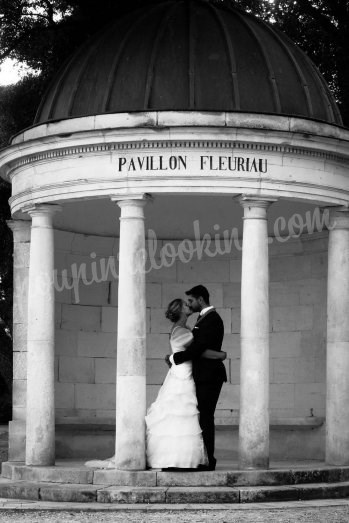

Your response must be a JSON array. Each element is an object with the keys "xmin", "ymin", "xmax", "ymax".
[{"xmin": 185, "ymin": 285, "xmax": 210, "ymax": 304}]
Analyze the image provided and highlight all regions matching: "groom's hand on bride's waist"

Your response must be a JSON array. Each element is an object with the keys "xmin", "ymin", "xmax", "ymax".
[{"xmin": 165, "ymin": 354, "xmax": 172, "ymax": 367}]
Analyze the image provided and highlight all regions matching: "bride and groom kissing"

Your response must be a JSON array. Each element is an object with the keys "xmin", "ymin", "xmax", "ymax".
[{"xmin": 86, "ymin": 284, "xmax": 227, "ymax": 472}]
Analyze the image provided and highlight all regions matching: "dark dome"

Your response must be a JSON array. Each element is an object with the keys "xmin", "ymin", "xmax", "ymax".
[{"xmin": 35, "ymin": 0, "xmax": 342, "ymax": 125}]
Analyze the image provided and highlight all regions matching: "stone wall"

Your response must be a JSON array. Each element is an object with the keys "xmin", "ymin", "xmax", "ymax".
[{"xmin": 54, "ymin": 229, "xmax": 327, "ymax": 423}]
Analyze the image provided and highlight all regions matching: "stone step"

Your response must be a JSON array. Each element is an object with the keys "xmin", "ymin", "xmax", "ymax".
[
  {"xmin": 3, "ymin": 461, "xmax": 349, "ymax": 487},
  {"xmin": 1, "ymin": 462, "xmax": 94, "ymax": 484},
  {"xmin": 1, "ymin": 477, "xmax": 349, "ymax": 504}
]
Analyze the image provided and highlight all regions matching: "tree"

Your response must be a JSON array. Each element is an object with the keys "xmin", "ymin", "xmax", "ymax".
[
  {"xmin": 0, "ymin": 75, "xmax": 43, "ymax": 146},
  {"xmin": 266, "ymin": 1, "xmax": 349, "ymax": 126},
  {"xmin": 0, "ymin": 0, "xmax": 164, "ymax": 83}
]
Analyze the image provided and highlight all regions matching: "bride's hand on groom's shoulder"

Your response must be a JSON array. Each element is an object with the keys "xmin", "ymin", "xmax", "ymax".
[{"xmin": 165, "ymin": 354, "xmax": 172, "ymax": 367}]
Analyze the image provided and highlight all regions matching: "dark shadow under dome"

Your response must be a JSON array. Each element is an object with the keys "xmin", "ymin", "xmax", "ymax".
[{"xmin": 35, "ymin": 0, "xmax": 342, "ymax": 126}]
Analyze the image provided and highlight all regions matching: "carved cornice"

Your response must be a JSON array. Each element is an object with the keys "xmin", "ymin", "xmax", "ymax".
[
  {"xmin": 7, "ymin": 138, "xmax": 349, "ymax": 179},
  {"xmin": 9, "ymin": 176, "xmax": 349, "ymax": 213}
]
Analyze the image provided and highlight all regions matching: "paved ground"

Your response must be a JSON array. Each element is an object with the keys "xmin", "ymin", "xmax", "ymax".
[{"xmin": 1, "ymin": 500, "xmax": 349, "ymax": 522}]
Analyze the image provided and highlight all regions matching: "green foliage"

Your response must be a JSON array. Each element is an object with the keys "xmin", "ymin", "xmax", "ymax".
[
  {"xmin": 0, "ymin": 75, "xmax": 44, "ymax": 147},
  {"xmin": 0, "ymin": 0, "xmax": 167, "ymax": 81},
  {"xmin": 268, "ymin": 1, "xmax": 349, "ymax": 125}
]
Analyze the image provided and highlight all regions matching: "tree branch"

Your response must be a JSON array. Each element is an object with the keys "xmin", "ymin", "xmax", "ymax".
[
  {"xmin": 0, "ymin": 39, "xmax": 24, "ymax": 62},
  {"xmin": 293, "ymin": 0, "xmax": 341, "ymax": 36},
  {"xmin": 38, "ymin": 0, "xmax": 55, "ymax": 25}
]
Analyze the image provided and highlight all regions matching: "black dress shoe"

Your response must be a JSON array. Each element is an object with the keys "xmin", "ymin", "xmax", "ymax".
[
  {"xmin": 197, "ymin": 464, "xmax": 215, "ymax": 471},
  {"xmin": 197, "ymin": 460, "xmax": 216, "ymax": 471},
  {"xmin": 209, "ymin": 458, "xmax": 217, "ymax": 471}
]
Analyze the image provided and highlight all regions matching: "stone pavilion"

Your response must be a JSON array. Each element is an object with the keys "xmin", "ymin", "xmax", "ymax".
[{"xmin": 1, "ymin": 0, "xmax": 349, "ymax": 473}]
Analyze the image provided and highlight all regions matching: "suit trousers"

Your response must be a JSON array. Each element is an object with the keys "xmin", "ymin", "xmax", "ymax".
[{"xmin": 195, "ymin": 380, "xmax": 224, "ymax": 466}]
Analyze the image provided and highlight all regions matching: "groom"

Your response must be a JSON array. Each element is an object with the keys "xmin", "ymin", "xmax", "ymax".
[{"xmin": 167, "ymin": 285, "xmax": 227, "ymax": 471}]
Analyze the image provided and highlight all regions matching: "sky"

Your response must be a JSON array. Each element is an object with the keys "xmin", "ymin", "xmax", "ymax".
[{"xmin": 0, "ymin": 58, "xmax": 36, "ymax": 86}]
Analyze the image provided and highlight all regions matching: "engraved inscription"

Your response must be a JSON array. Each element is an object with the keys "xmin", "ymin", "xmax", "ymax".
[{"xmin": 117, "ymin": 154, "xmax": 268, "ymax": 173}]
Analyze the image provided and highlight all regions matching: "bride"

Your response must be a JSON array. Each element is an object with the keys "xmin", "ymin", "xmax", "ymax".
[{"xmin": 85, "ymin": 298, "xmax": 226, "ymax": 470}]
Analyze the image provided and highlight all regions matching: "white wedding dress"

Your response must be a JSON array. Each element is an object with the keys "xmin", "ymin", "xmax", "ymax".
[
  {"xmin": 145, "ymin": 326, "xmax": 208, "ymax": 469},
  {"xmin": 85, "ymin": 326, "xmax": 207, "ymax": 470}
]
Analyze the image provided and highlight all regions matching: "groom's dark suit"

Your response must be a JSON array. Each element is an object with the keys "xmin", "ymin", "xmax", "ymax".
[{"xmin": 172, "ymin": 308, "xmax": 227, "ymax": 469}]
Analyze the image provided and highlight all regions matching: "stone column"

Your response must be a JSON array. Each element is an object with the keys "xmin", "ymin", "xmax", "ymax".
[
  {"xmin": 25, "ymin": 204, "xmax": 61, "ymax": 466},
  {"xmin": 326, "ymin": 209, "xmax": 349, "ymax": 466},
  {"xmin": 238, "ymin": 197, "xmax": 273, "ymax": 470},
  {"xmin": 7, "ymin": 220, "xmax": 31, "ymax": 461},
  {"xmin": 112, "ymin": 196, "xmax": 147, "ymax": 470}
]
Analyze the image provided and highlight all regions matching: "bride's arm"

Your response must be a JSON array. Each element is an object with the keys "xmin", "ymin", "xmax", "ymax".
[
  {"xmin": 201, "ymin": 349, "xmax": 226, "ymax": 360},
  {"xmin": 165, "ymin": 328, "xmax": 193, "ymax": 366}
]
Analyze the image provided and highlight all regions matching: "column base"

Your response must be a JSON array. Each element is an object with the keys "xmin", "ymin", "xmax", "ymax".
[{"xmin": 239, "ymin": 458, "xmax": 269, "ymax": 470}]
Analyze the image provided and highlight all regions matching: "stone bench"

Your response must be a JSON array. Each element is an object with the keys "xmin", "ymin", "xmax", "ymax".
[
  {"xmin": 54, "ymin": 416, "xmax": 325, "ymax": 461},
  {"xmin": 56, "ymin": 416, "xmax": 325, "ymax": 429}
]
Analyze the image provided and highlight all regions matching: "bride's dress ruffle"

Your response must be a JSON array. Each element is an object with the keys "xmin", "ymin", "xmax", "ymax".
[{"xmin": 145, "ymin": 327, "xmax": 208, "ymax": 469}]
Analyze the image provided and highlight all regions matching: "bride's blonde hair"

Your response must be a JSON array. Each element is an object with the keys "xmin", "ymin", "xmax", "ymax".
[{"xmin": 165, "ymin": 298, "xmax": 184, "ymax": 323}]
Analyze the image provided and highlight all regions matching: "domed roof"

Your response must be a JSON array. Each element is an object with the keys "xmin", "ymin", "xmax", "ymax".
[{"xmin": 35, "ymin": 0, "xmax": 342, "ymax": 125}]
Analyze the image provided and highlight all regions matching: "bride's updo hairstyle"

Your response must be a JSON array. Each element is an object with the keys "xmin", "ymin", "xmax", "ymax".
[{"xmin": 165, "ymin": 298, "xmax": 184, "ymax": 323}]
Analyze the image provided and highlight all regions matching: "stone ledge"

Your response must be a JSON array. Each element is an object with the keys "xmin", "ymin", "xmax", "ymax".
[
  {"xmin": 157, "ymin": 471, "xmax": 228, "ymax": 487},
  {"xmin": 39, "ymin": 483, "xmax": 99, "ymax": 503},
  {"xmin": 165, "ymin": 486, "xmax": 239, "ymax": 504},
  {"xmin": 11, "ymin": 112, "xmax": 349, "ymax": 145},
  {"xmin": 97, "ymin": 486, "xmax": 167, "ymax": 504},
  {"xmin": 93, "ymin": 469, "xmax": 157, "ymax": 486},
  {"xmin": 1, "ymin": 477, "xmax": 349, "ymax": 504},
  {"xmin": 54, "ymin": 416, "xmax": 325, "ymax": 432},
  {"xmin": 3, "ymin": 462, "xmax": 349, "ymax": 488},
  {"xmin": 0, "ymin": 478, "xmax": 39, "ymax": 500},
  {"xmin": 1, "ymin": 462, "xmax": 93, "ymax": 484},
  {"xmin": 216, "ymin": 417, "xmax": 325, "ymax": 430}
]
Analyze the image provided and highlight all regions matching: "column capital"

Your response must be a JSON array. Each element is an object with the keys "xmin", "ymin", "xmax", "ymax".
[
  {"xmin": 22, "ymin": 203, "xmax": 62, "ymax": 218},
  {"xmin": 237, "ymin": 195, "xmax": 277, "ymax": 210},
  {"xmin": 112, "ymin": 194, "xmax": 152, "ymax": 220},
  {"xmin": 110, "ymin": 193, "xmax": 152, "ymax": 207},
  {"xmin": 237, "ymin": 196, "xmax": 277, "ymax": 220},
  {"xmin": 326, "ymin": 207, "xmax": 349, "ymax": 231}
]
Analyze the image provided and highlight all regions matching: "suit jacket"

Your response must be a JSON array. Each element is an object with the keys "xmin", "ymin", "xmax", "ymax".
[{"xmin": 172, "ymin": 309, "xmax": 227, "ymax": 384}]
